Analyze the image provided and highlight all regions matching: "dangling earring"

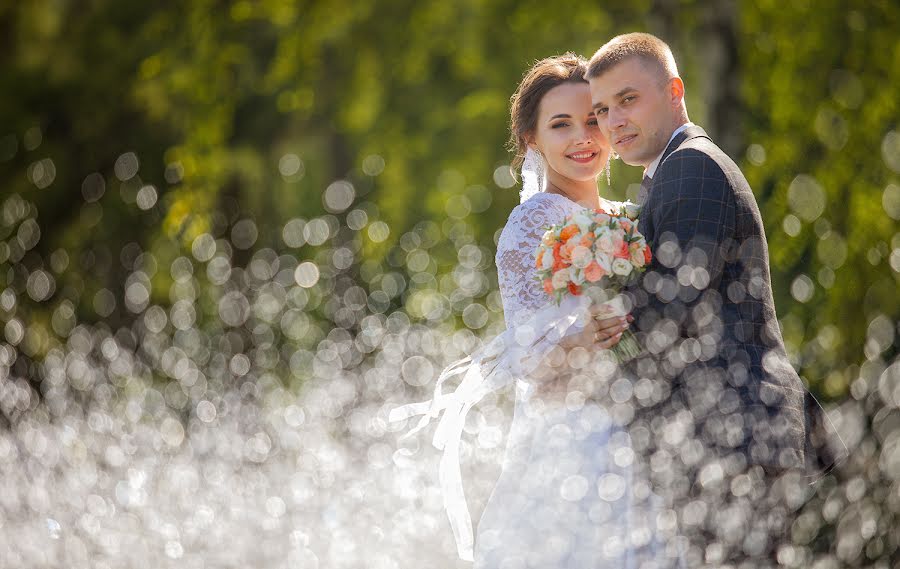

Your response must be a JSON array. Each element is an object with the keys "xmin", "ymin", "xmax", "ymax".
[{"xmin": 604, "ymin": 153, "xmax": 613, "ymax": 186}]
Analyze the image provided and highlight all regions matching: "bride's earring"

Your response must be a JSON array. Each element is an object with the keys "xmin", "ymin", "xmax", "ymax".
[{"xmin": 604, "ymin": 154, "xmax": 612, "ymax": 186}]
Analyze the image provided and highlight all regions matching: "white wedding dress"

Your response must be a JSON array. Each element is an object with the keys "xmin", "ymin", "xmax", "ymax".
[
  {"xmin": 472, "ymin": 191, "xmax": 667, "ymax": 568},
  {"xmin": 389, "ymin": 150, "xmax": 683, "ymax": 567}
]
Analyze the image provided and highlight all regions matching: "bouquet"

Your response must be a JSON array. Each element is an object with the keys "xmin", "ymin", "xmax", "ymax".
[{"xmin": 534, "ymin": 200, "xmax": 650, "ymax": 363}]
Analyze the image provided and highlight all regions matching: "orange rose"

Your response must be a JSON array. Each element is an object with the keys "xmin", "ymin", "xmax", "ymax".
[
  {"xmin": 535, "ymin": 249, "xmax": 544, "ymax": 269},
  {"xmin": 543, "ymin": 278, "xmax": 554, "ymax": 294},
  {"xmin": 559, "ymin": 224, "xmax": 579, "ymax": 242},
  {"xmin": 567, "ymin": 281, "xmax": 582, "ymax": 296},
  {"xmin": 614, "ymin": 240, "xmax": 630, "ymax": 260},
  {"xmin": 552, "ymin": 242, "xmax": 568, "ymax": 271},
  {"xmin": 584, "ymin": 261, "xmax": 606, "ymax": 282},
  {"xmin": 644, "ymin": 245, "xmax": 652, "ymax": 265},
  {"xmin": 579, "ymin": 234, "xmax": 594, "ymax": 248}
]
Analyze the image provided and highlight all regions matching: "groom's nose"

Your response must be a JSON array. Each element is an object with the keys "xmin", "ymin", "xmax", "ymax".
[{"xmin": 608, "ymin": 107, "xmax": 627, "ymax": 131}]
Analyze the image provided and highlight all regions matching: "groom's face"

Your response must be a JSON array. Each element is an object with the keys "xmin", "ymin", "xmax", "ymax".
[{"xmin": 589, "ymin": 57, "xmax": 677, "ymax": 169}]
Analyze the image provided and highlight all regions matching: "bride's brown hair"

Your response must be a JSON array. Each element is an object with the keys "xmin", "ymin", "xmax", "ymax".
[{"xmin": 508, "ymin": 53, "xmax": 589, "ymax": 172}]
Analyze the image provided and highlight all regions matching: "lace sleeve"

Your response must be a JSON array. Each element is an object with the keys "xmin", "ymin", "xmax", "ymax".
[{"xmin": 495, "ymin": 195, "xmax": 570, "ymax": 328}]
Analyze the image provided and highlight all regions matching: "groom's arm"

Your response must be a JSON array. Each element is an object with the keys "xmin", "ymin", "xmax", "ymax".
[{"xmin": 635, "ymin": 150, "xmax": 736, "ymax": 343}]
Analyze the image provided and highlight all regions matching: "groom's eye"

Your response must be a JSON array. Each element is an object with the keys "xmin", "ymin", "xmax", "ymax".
[{"xmin": 595, "ymin": 107, "xmax": 608, "ymax": 115}]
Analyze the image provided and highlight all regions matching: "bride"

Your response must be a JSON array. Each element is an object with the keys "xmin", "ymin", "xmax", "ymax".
[{"xmin": 390, "ymin": 54, "xmax": 682, "ymax": 568}]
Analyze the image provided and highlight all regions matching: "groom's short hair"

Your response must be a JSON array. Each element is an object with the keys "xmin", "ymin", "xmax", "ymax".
[{"xmin": 587, "ymin": 33, "xmax": 679, "ymax": 84}]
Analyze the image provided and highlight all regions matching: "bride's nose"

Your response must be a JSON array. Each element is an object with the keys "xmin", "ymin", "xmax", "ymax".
[{"xmin": 572, "ymin": 125, "xmax": 594, "ymax": 145}]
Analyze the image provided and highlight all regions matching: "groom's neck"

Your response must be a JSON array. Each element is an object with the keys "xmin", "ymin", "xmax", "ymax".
[{"xmin": 642, "ymin": 117, "xmax": 692, "ymax": 175}]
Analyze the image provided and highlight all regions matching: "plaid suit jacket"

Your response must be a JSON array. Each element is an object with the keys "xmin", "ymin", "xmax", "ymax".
[{"xmin": 628, "ymin": 125, "xmax": 845, "ymax": 476}]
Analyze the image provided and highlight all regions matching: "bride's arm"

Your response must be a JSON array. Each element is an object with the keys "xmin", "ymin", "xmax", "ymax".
[
  {"xmin": 529, "ymin": 308, "xmax": 628, "ymax": 399},
  {"xmin": 495, "ymin": 199, "xmax": 627, "ymax": 394}
]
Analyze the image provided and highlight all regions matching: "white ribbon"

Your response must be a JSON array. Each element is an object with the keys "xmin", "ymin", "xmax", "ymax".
[{"xmin": 388, "ymin": 294, "xmax": 594, "ymax": 561}]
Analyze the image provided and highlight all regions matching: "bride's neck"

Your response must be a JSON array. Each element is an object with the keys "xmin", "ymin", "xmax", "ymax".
[{"xmin": 545, "ymin": 174, "xmax": 600, "ymax": 209}]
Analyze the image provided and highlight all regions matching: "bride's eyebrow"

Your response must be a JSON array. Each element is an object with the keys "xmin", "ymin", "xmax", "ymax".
[{"xmin": 548, "ymin": 114, "xmax": 572, "ymax": 121}]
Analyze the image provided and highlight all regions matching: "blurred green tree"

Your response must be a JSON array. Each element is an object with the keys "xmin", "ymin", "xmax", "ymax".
[
  {"xmin": 0, "ymin": 0, "xmax": 897, "ymax": 400},
  {"xmin": 740, "ymin": 1, "xmax": 900, "ymax": 397}
]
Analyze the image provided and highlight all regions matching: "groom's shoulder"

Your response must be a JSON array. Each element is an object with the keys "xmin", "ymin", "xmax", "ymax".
[{"xmin": 660, "ymin": 136, "xmax": 748, "ymax": 190}]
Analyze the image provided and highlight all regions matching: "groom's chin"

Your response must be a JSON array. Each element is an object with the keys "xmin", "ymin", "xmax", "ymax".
[{"xmin": 616, "ymin": 153, "xmax": 642, "ymax": 167}]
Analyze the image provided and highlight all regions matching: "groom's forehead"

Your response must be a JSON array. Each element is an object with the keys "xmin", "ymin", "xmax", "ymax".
[
  {"xmin": 590, "ymin": 60, "xmax": 656, "ymax": 99},
  {"xmin": 593, "ymin": 58, "xmax": 655, "ymax": 85}
]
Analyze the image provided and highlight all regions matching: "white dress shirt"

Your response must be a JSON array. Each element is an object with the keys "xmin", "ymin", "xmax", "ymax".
[{"xmin": 644, "ymin": 122, "xmax": 694, "ymax": 179}]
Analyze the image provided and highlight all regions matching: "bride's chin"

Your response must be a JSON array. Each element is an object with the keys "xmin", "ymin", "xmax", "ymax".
[{"xmin": 572, "ymin": 171, "xmax": 605, "ymax": 182}]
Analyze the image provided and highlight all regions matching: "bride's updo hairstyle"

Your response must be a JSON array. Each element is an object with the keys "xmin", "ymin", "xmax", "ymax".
[{"xmin": 508, "ymin": 53, "xmax": 589, "ymax": 172}]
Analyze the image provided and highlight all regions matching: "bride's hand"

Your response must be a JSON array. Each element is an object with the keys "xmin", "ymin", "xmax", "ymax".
[
  {"xmin": 557, "ymin": 313, "xmax": 629, "ymax": 351},
  {"xmin": 531, "ymin": 309, "xmax": 631, "ymax": 402}
]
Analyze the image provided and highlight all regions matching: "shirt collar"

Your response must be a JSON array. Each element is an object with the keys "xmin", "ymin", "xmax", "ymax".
[{"xmin": 644, "ymin": 122, "xmax": 693, "ymax": 179}]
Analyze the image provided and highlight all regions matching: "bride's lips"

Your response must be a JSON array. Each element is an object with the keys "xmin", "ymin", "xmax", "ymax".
[{"xmin": 566, "ymin": 151, "xmax": 598, "ymax": 164}]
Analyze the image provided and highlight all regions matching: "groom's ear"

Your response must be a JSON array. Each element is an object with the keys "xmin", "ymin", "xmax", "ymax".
[{"xmin": 668, "ymin": 77, "xmax": 685, "ymax": 108}]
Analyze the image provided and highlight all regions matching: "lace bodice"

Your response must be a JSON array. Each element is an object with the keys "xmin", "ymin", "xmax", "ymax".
[{"xmin": 495, "ymin": 193, "xmax": 586, "ymax": 328}]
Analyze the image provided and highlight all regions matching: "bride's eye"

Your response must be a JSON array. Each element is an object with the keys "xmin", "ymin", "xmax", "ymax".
[{"xmin": 551, "ymin": 122, "xmax": 569, "ymax": 129}]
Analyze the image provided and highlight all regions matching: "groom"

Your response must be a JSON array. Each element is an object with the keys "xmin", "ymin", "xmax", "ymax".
[{"xmin": 587, "ymin": 33, "xmax": 843, "ymax": 563}]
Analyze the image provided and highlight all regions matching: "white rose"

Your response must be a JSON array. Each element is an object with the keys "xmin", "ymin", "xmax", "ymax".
[
  {"xmin": 570, "ymin": 245, "xmax": 592, "ymax": 268},
  {"xmin": 573, "ymin": 210, "xmax": 594, "ymax": 233},
  {"xmin": 568, "ymin": 266, "xmax": 585, "ymax": 285},
  {"xmin": 541, "ymin": 248, "xmax": 554, "ymax": 270},
  {"xmin": 595, "ymin": 231, "xmax": 614, "ymax": 254},
  {"xmin": 612, "ymin": 258, "xmax": 633, "ymax": 276},
  {"xmin": 623, "ymin": 201, "xmax": 642, "ymax": 220},
  {"xmin": 551, "ymin": 269, "xmax": 569, "ymax": 290},
  {"xmin": 594, "ymin": 251, "xmax": 612, "ymax": 272}
]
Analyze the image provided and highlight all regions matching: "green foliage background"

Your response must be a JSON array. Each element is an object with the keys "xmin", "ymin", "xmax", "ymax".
[{"xmin": 1, "ymin": 0, "xmax": 898, "ymax": 400}]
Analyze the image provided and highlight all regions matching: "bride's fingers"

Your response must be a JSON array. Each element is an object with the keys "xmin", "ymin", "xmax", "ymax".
[
  {"xmin": 587, "ymin": 302, "xmax": 613, "ymax": 318},
  {"xmin": 561, "ymin": 318, "xmax": 626, "ymax": 350},
  {"xmin": 595, "ymin": 316, "xmax": 627, "ymax": 335},
  {"xmin": 596, "ymin": 330, "xmax": 623, "ymax": 349},
  {"xmin": 592, "ymin": 318, "xmax": 627, "ymax": 346}
]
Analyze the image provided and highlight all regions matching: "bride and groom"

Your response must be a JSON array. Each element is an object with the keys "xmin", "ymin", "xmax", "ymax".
[{"xmin": 391, "ymin": 33, "xmax": 845, "ymax": 567}]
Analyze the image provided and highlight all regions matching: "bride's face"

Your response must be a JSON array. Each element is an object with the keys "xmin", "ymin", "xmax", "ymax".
[{"xmin": 529, "ymin": 82, "xmax": 610, "ymax": 184}]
